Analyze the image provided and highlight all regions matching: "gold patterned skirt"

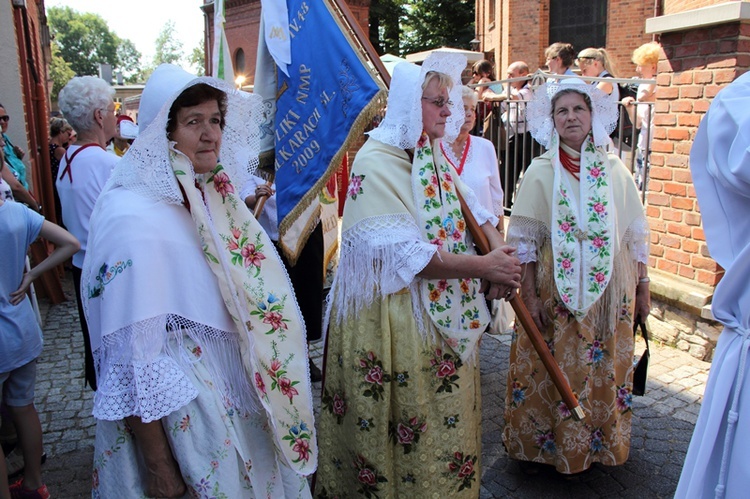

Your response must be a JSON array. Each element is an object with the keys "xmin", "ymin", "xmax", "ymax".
[{"xmin": 315, "ymin": 291, "xmax": 482, "ymax": 498}]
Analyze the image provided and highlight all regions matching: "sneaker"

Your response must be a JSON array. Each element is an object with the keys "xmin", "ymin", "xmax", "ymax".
[
  {"xmin": 6, "ymin": 450, "xmax": 47, "ymax": 479},
  {"xmin": 308, "ymin": 358, "xmax": 323, "ymax": 383},
  {"xmin": 9, "ymin": 479, "xmax": 50, "ymax": 499}
]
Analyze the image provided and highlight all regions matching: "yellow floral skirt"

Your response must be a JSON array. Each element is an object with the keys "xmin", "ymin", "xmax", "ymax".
[{"xmin": 315, "ymin": 292, "xmax": 482, "ymax": 498}]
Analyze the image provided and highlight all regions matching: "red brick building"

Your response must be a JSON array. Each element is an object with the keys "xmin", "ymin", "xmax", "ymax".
[
  {"xmin": 475, "ymin": 0, "xmax": 750, "ymax": 359},
  {"xmin": 202, "ymin": 0, "xmax": 371, "ymax": 86}
]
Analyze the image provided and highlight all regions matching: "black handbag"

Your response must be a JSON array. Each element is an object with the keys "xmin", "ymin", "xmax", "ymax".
[{"xmin": 632, "ymin": 320, "xmax": 650, "ymax": 396}]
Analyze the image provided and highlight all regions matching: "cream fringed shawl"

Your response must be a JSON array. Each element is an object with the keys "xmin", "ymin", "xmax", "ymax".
[
  {"xmin": 328, "ymin": 137, "xmax": 497, "ymax": 363},
  {"xmin": 507, "ymin": 145, "xmax": 649, "ymax": 332}
]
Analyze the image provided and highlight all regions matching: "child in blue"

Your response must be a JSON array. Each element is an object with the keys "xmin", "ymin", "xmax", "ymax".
[{"xmin": 0, "ymin": 195, "xmax": 78, "ymax": 499}]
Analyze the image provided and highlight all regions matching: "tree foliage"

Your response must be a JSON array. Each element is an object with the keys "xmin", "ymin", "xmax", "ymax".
[
  {"xmin": 49, "ymin": 44, "xmax": 75, "ymax": 101},
  {"xmin": 368, "ymin": 0, "xmax": 475, "ymax": 57},
  {"xmin": 116, "ymin": 38, "xmax": 143, "ymax": 83},
  {"xmin": 153, "ymin": 21, "xmax": 184, "ymax": 66},
  {"xmin": 368, "ymin": 0, "xmax": 406, "ymax": 56},
  {"xmin": 188, "ymin": 41, "xmax": 206, "ymax": 77},
  {"xmin": 47, "ymin": 5, "xmax": 142, "ymax": 88}
]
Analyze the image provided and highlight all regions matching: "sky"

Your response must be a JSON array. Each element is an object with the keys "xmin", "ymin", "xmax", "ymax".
[{"xmin": 46, "ymin": 0, "xmax": 205, "ymax": 64}]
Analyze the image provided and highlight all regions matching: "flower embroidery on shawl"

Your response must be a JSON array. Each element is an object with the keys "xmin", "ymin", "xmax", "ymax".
[
  {"xmin": 394, "ymin": 371, "xmax": 410, "ymax": 387},
  {"xmin": 225, "ymin": 226, "xmax": 267, "ymax": 275},
  {"xmin": 347, "ymin": 173, "xmax": 366, "ymax": 200},
  {"xmin": 445, "ymin": 451, "xmax": 477, "ymax": 491},
  {"xmin": 250, "ymin": 293, "xmax": 289, "ymax": 336},
  {"xmin": 322, "ymin": 388, "xmax": 348, "ymax": 424},
  {"xmin": 264, "ymin": 358, "xmax": 300, "ymax": 403},
  {"xmin": 353, "ymin": 455, "xmax": 388, "ymax": 496},
  {"xmin": 428, "ymin": 348, "xmax": 463, "ymax": 393},
  {"xmin": 206, "ymin": 164, "xmax": 235, "ymax": 203},
  {"xmin": 357, "ymin": 351, "xmax": 391, "ymax": 401},
  {"xmin": 254, "ymin": 372, "xmax": 267, "ymax": 397},
  {"xmin": 92, "ymin": 423, "xmax": 133, "ymax": 490},
  {"xmin": 550, "ymin": 133, "xmax": 615, "ymax": 318},
  {"xmin": 389, "ymin": 416, "xmax": 427, "ymax": 454},
  {"xmin": 412, "ymin": 133, "xmax": 489, "ymax": 359},
  {"xmin": 282, "ymin": 422, "xmax": 313, "ymax": 463},
  {"xmin": 87, "ymin": 260, "xmax": 133, "ymax": 299}
]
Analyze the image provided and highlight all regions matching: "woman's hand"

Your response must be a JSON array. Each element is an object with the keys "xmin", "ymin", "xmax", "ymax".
[
  {"xmin": 9, "ymin": 273, "xmax": 34, "ymax": 305},
  {"xmin": 481, "ymin": 246, "xmax": 522, "ymax": 289},
  {"xmin": 13, "ymin": 144, "xmax": 25, "ymax": 159},
  {"xmin": 520, "ymin": 262, "xmax": 548, "ymax": 331},
  {"xmin": 125, "ymin": 416, "xmax": 186, "ymax": 498},
  {"xmin": 255, "ymin": 183, "xmax": 274, "ymax": 199},
  {"xmin": 635, "ymin": 281, "xmax": 651, "ymax": 324}
]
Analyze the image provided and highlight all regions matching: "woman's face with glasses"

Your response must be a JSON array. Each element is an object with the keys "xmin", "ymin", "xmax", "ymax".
[{"xmin": 0, "ymin": 107, "xmax": 9, "ymax": 134}]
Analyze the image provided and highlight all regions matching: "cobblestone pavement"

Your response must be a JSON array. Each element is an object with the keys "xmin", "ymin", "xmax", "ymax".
[{"xmin": 28, "ymin": 275, "xmax": 709, "ymax": 498}]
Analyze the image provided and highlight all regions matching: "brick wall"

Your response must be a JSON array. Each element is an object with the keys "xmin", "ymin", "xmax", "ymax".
[
  {"xmin": 650, "ymin": 21, "xmax": 750, "ymax": 286},
  {"xmin": 477, "ymin": 0, "xmax": 653, "ymax": 80}
]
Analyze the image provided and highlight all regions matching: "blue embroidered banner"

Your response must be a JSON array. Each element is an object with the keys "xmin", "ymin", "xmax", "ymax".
[{"xmin": 267, "ymin": 0, "xmax": 385, "ymax": 262}]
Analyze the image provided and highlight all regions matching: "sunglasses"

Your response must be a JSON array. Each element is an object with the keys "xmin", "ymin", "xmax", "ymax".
[
  {"xmin": 421, "ymin": 96, "xmax": 453, "ymax": 108},
  {"xmin": 0, "ymin": 115, "xmax": 9, "ymax": 122}
]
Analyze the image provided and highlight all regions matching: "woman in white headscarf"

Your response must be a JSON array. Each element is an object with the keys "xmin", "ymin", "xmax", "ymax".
[
  {"xmin": 503, "ymin": 79, "xmax": 650, "ymax": 475},
  {"xmin": 314, "ymin": 54, "xmax": 522, "ymax": 497},
  {"xmin": 82, "ymin": 65, "xmax": 316, "ymax": 498},
  {"xmin": 675, "ymin": 72, "xmax": 750, "ymax": 499}
]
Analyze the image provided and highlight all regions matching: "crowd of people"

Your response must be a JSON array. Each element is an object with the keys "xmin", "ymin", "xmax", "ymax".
[{"xmin": 0, "ymin": 37, "xmax": 743, "ymax": 499}]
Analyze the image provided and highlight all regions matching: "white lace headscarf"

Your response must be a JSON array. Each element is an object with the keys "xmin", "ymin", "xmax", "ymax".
[
  {"xmin": 526, "ymin": 78, "xmax": 617, "ymax": 149},
  {"xmin": 108, "ymin": 63, "xmax": 263, "ymax": 203},
  {"xmin": 367, "ymin": 52, "xmax": 466, "ymax": 148}
]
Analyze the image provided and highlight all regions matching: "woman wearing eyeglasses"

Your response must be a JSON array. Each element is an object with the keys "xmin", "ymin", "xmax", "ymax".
[{"xmin": 315, "ymin": 53, "xmax": 521, "ymax": 498}]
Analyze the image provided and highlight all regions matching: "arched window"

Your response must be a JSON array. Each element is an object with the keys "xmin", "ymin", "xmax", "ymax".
[
  {"xmin": 234, "ymin": 48, "xmax": 246, "ymax": 75},
  {"xmin": 549, "ymin": 0, "xmax": 607, "ymax": 54}
]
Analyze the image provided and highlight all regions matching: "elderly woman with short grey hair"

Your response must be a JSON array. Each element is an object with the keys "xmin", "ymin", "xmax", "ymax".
[{"xmin": 56, "ymin": 75, "xmax": 119, "ymax": 391}]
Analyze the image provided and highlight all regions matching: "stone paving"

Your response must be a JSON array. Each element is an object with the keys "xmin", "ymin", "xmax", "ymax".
[{"xmin": 25, "ymin": 274, "xmax": 710, "ymax": 498}]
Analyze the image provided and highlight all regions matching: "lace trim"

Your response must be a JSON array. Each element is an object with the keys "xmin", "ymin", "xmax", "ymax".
[
  {"xmin": 325, "ymin": 213, "xmax": 436, "ymax": 333},
  {"xmin": 508, "ymin": 214, "xmax": 649, "ymax": 265},
  {"xmin": 107, "ymin": 77, "xmax": 263, "ymax": 206},
  {"xmin": 462, "ymin": 180, "xmax": 498, "ymax": 228},
  {"xmin": 368, "ymin": 53, "xmax": 466, "ymax": 148},
  {"xmin": 93, "ymin": 314, "xmax": 259, "ymax": 422}
]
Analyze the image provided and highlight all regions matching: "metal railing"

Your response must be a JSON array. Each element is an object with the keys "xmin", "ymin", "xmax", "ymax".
[{"xmin": 470, "ymin": 70, "xmax": 655, "ymax": 213}]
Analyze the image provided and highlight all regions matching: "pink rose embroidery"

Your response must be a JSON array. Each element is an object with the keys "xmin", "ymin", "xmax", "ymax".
[
  {"xmin": 595, "ymin": 272, "xmax": 606, "ymax": 283},
  {"xmin": 332, "ymin": 394, "xmax": 346, "ymax": 416},
  {"xmin": 358, "ymin": 468, "xmax": 377, "ymax": 486},
  {"xmin": 560, "ymin": 221, "xmax": 572, "ymax": 232},
  {"xmin": 436, "ymin": 360, "xmax": 456, "ymax": 379},
  {"xmin": 593, "ymin": 202, "xmax": 605, "ymax": 213},
  {"xmin": 458, "ymin": 460, "xmax": 474, "ymax": 478},
  {"xmin": 396, "ymin": 423, "xmax": 415, "ymax": 445},
  {"xmin": 561, "ymin": 258, "xmax": 572, "ymax": 269},
  {"xmin": 592, "ymin": 237, "xmax": 604, "ymax": 248},
  {"xmin": 365, "ymin": 366, "xmax": 384, "ymax": 385}
]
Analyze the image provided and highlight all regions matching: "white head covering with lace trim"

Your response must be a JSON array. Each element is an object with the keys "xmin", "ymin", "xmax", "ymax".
[{"xmin": 367, "ymin": 52, "xmax": 466, "ymax": 149}]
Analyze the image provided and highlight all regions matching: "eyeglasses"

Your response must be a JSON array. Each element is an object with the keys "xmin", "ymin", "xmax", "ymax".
[
  {"xmin": 421, "ymin": 96, "xmax": 453, "ymax": 108},
  {"xmin": 0, "ymin": 115, "xmax": 9, "ymax": 122}
]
